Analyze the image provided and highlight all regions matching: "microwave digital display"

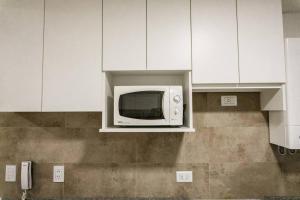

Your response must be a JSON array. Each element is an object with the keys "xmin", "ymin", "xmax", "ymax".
[{"xmin": 119, "ymin": 91, "xmax": 164, "ymax": 120}]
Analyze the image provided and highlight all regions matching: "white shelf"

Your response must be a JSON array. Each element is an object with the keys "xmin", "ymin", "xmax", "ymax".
[
  {"xmin": 99, "ymin": 127, "xmax": 195, "ymax": 133},
  {"xmin": 192, "ymin": 83, "xmax": 286, "ymax": 111},
  {"xmin": 101, "ymin": 71, "xmax": 194, "ymax": 133},
  {"xmin": 192, "ymin": 83, "xmax": 283, "ymax": 92}
]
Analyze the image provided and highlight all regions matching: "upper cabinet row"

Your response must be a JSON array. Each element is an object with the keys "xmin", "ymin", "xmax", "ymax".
[
  {"xmin": 192, "ymin": 0, "xmax": 285, "ymax": 84},
  {"xmin": 102, "ymin": 0, "xmax": 191, "ymax": 71},
  {"xmin": 103, "ymin": 0, "xmax": 285, "ymax": 84},
  {"xmin": 0, "ymin": 0, "xmax": 286, "ymax": 112}
]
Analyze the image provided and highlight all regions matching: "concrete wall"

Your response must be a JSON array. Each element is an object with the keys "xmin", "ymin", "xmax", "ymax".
[
  {"xmin": 283, "ymin": 12, "xmax": 300, "ymax": 37},
  {"xmin": 1, "ymin": 93, "xmax": 300, "ymax": 199}
]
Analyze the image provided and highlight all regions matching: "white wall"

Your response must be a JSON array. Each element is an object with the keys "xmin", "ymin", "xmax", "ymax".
[{"xmin": 283, "ymin": 12, "xmax": 300, "ymax": 37}]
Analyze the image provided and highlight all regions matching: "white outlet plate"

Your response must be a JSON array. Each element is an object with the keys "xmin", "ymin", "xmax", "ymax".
[
  {"xmin": 53, "ymin": 165, "xmax": 64, "ymax": 183},
  {"xmin": 221, "ymin": 96, "xmax": 237, "ymax": 106},
  {"xmin": 5, "ymin": 165, "xmax": 16, "ymax": 182},
  {"xmin": 176, "ymin": 171, "xmax": 193, "ymax": 183}
]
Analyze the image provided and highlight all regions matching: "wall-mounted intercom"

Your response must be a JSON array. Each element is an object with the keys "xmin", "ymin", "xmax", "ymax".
[{"xmin": 21, "ymin": 161, "xmax": 32, "ymax": 190}]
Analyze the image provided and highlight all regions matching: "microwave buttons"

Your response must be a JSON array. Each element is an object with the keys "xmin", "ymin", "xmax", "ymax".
[
  {"xmin": 173, "ymin": 95, "xmax": 181, "ymax": 103},
  {"xmin": 174, "ymin": 108, "xmax": 180, "ymax": 115}
]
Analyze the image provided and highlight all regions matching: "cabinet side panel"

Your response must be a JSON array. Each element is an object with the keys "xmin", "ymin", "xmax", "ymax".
[
  {"xmin": 269, "ymin": 111, "xmax": 287, "ymax": 147},
  {"xmin": 285, "ymin": 39, "xmax": 300, "ymax": 125}
]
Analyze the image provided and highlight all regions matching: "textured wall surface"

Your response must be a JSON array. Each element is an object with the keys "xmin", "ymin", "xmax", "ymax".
[
  {"xmin": 283, "ymin": 13, "xmax": 300, "ymax": 38},
  {"xmin": 0, "ymin": 93, "xmax": 300, "ymax": 199}
]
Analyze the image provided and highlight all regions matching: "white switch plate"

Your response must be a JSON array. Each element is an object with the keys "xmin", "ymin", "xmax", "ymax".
[
  {"xmin": 53, "ymin": 165, "xmax": 64, "ymax": 183},
  {"xmin": 5, "ymin": 165, "xmax": 16, "ymax": 182},
  {"xmin": 221, "ymin": 96, "xmax": 237, "ymax": 106},
  {"xmin": 176, "ymin": 171, "xmax": 193, "ymax": 183}
]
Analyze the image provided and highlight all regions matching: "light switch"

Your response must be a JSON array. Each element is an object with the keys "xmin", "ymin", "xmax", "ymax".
[
  {"xmin": 53, "ymin": 165, "xmax": 64, "ymax": 183},
  {"xmin": 5, "ymin": 165, "xmax": 16, "ymax": 182}
]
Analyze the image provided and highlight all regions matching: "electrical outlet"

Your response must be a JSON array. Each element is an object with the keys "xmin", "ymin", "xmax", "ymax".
[
  {"xmin": 5, "ymin": 165, "xmax": 16, "ymax": 182},
  {"xmin": 221, "ymin": 96, "xmax": 237, "ymax": 106},
  {"xmin": 176, "ymin": 171, "xmax": 193, "ymax": 183},
  {"xmin": 53, "ymin": 165, "xmax": 64, "ymax": 183}
]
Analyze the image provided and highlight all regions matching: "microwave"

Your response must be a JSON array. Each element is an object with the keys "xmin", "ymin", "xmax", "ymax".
[{"xmin": 114, "ymin": 86, "xmax": 183, "ymax": 126}]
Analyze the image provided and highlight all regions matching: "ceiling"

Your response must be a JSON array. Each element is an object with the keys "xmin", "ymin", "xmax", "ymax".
[{"xmin": 282, "ymin": 0, "xmax": 300, "ymax": 13}]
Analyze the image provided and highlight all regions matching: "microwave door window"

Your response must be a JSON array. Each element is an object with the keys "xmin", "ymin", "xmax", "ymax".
[{"xmin": 119, "ymin": 91, "xmax": 165, "ymax": 120}]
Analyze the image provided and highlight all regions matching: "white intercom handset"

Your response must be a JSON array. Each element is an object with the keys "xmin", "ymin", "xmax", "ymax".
[{"xmin": 21, "ymin": 161, "xmax": 32, "ymax": 190}]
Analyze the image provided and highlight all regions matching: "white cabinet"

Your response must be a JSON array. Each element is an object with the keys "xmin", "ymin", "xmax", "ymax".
[
  {"xmin": 192, "ymin": 0, "xmax": 286, "ymax": 85},
  {"xmin": 286, "ymin": 40, "xmax": 300, "ymax": 127},
  {"xmin": 102, "ymin": 0, "xmax": 190, "ymax": 71},
  {"xmin": 191, "ymin": 0, "xmax": 239, "ymax": 84},
  {"xmin": 147, "ymin": 0, "xmax": 191, "ymax": 70},
  {"xmin": 103, "ymin": 0, "xmax": 146, "ymax": 71},
  {"xmin": 0, "ymin": 0, "xmax": 44, "ymax": 112},
  {"xmin": 270, "ymin": 38, "xmax": 300, "ymax": 149},
  {"xmin": 285, "ymin": 38, "xmax": 300, "ymax": 149},
  {"xmin": 43, "ymin": 0, "xmax": 103, "ymax": 111},
  {"xmin": 237, "ymin": 0, "xmax": 285, "ymax": 83}
]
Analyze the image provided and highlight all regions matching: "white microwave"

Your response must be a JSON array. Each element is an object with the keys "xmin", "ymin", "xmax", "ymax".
[{"xmin": 114, "ymin": 86, "xmax": 183, "ymax": 126}]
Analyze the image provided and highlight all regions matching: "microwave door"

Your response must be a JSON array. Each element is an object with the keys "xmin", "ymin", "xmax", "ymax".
[
  {"xmin": 161, "ymin": 89, "xmax": 170, "ymax": 125},
  {"xmin": 116, "ymin": 89, "xmax": 169, "ymax": 126}
]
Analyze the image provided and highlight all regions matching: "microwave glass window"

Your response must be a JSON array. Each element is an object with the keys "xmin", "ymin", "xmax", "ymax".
[{"xmin": 119, "ymin": 91, "xmax": 165, "ymax": 120}]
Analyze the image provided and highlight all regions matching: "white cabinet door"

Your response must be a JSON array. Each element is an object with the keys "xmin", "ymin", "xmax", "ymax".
[
  {"xmin": 237, "ymin": 0, "xmax": 285, "ymax": 83},
  {"xmin": 103, "ymin": 0, "xmax": 146, "ymax": 71},
  {"xmin": 43, "ymin": 0, "xmax": 103, "ymax": 111},
  {"xmin": 192, "ymin": 0, "xmax": 239, "ymax": 84},
  {"xmin": 0, "ymin": 0, "xmax": 44, "ymax": 112},
  {"xmin": 147, "ymin": 0, "xmax": 191, "ymax": 70}
]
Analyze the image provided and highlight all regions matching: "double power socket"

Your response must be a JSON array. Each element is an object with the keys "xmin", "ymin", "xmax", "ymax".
[{"xmin": 5, "ymin": 165, "xmax": 64, "ymax": 183}]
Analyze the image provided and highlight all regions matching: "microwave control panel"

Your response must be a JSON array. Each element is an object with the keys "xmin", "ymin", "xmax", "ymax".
[{"xmin": 169, "ymin": 86, "xmax": 183, "ymax": 126}]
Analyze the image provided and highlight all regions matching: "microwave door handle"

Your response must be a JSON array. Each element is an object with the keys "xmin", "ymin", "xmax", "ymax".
[{"xmin": 162, "ymin": 92, "xmax": 166, "ymax": 120}]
